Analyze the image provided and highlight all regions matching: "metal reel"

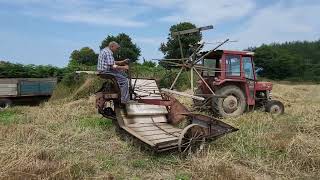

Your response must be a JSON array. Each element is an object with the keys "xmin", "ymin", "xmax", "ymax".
[{"xmin": 178, "ymin": 124, "xmax": 206, "ymax": 154}]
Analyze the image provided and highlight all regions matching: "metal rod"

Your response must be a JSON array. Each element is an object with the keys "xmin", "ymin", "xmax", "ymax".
[
  {"xmin": 75, "ymin": 71, "xmax": 98, "ymax": 74},
  {"xmin": 178, "ymin": 33, "xmax": 185, "ymax": 60},
  {"xmin": 128, "ymin": 62, "xmax": 133, "ymax": 100},
  {"xmin": 161, "ymin": 88, "xmax": 205, "ymax": 101},
  {"xmin": 193, "ymin": 67, "xmax": 215, "ymax": 95},
  {"xmin": 193, "ymin": 39, "xmax": 230, "ymax": 65},
  {"xmin": 171, "ymin": 25, "xmax": 213, "ymax": 36},
  {"xmin": 152, "ymin": 58, "xmax": 189, "ymax": 61},
  {"xmin": 194, "ymin": 65, "xmax": 221, "ymax": 71},
  {"xmin": 205, "ymin": 40, "xmax": 238, "ymax": 44},
  {"xmin": 194, "ymin": 66, "xmax": 242, "ymax": 73},
  {"xmin": 160, "ymin": 60, "xmax": 183, "ymax": 66},
  {"xmin": 132, "ymin": 78, "xmax": 138, "ymax": 92},
  {"xmin": 190, "ymin": 42, "xmax": 205, "ymax": 64},
  {"xmin": 191, "ymin": 69, "xmax": 194, "ymax": 93},
  {"xmin": 170, "ymin": 67, "xmax": 184, "ymax": 90}
]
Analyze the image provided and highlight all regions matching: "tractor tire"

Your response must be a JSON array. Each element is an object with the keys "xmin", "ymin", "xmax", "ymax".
[
  {"xmin": 212, "ymin": 85, "xmax": 246, "ymax": 118},
  {"xmin": 265, "ymin": 100, "xmax": 284, "ymax": 116},
  {"xmin": 0, "ymin": 98, "xmax": 12, "ymax": 110}
]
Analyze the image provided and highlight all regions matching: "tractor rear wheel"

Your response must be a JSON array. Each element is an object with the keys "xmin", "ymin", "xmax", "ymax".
[
  {"xmin": 265, "ymin": 100, "xmax": 284, "ymax": 116},
  {"xmin": 212, "ymin": 85, "xmax": 246, "ymax": 118}
]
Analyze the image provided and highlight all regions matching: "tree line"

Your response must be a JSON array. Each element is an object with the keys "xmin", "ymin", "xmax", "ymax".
[
  {"xmin": 250, "ymin": 41, "xmax": 320, "ymax": 81},
  {"xmin": 1, "ymin": 22, "xmax": 319, "ymax": 83}
]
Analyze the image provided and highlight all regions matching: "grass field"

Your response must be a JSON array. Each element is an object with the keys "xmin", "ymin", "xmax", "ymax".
[{"xmin": 0, "ymin": 82, "xmax": 319, "ymax": 179}]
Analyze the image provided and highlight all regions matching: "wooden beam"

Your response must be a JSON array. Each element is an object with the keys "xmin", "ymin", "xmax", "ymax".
[
  {"xmin": 161, "ymin": 88, "xmax": 205, "ymax": 101},
  {"xmin": 193, "ymin": 68, "xmax": 215, "ymax": 95},
  {"xmin": 170, "ymin": 67, "xmax": 184, "ymax": 90},
  {"xmin": 75, "ymin": 71, "xmax": 99, "ymax": 75},
  {"xmin": 171, "ymin": 25, "xmax": 213, "ymax": 36}
]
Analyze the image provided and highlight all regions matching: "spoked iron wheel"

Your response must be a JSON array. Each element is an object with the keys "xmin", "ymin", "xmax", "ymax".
[{"xmin": 178, "ymin": 124, "xmax": 206, "ymax": 154}]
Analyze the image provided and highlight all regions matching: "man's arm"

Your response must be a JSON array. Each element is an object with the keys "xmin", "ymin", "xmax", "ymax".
[
  {"xmin": 112, "ymin": 64, "xmax": 129, "ymax": 70},
  {"xmin": 115, "ymin": 59, "xmax": 129, "ymax": 66}
]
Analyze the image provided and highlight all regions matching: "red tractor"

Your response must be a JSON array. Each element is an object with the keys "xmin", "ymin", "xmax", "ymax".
[
  {"xmin": 160, "ymin": 25, "xmax": 284, "ymax": 118},
  {"xmin": 194, "ymin": 50, "xmax": 284, "ymax": 117}
]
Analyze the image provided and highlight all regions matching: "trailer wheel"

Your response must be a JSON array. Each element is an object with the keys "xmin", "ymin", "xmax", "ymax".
[
  {"xmin": 212, "ymin": 85, "xmax": 246, "ymax": 118},
  {"xmin": 265, "ymin": 100, "xmax": 284, "ymax": 116},
  {"xmin": 178, "ymin": 124, "xmax": 206, "ymax": 154},
  {"xmin": 0, "ymin": 99, "xmax": 12, "ymax": 110}
]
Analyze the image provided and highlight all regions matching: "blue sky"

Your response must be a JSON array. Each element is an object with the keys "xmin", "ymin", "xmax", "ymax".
[{"xmin": 0, "ymin": 0, "xmax": 319, "ymax": 67}]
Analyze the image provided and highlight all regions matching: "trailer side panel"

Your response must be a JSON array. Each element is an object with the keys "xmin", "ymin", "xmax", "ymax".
[
  {"xmin": 19, "ymin": 79, "xmax": 56, "ymax": 96},
  {"xmin": 0, "ymin": 84, "xmax": 18, "ymax": 96}
]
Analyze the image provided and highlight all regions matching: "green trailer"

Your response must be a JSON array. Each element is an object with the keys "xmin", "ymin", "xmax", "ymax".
[{"xmin": 0, "ymin": 78, "xmax": 57, "ymax": 109}]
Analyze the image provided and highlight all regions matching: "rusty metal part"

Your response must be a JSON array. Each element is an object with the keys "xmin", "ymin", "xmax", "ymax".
[
  {"xmin": 165, "ymin": 95, "xmax": 190, "ymax": 125},
  {"xmin": 178, "ymin": 124, "xmax": 206, "ymax": 153},
  {"xmin": 95, "ymin": 74, "xmax": 121, "ymax": 119},
  {"xmin": 138, "ymin": 94, "xmax": 189, "ymax": 125},
  {"xmin": 182, "ymin": 113, "xmax": 239, "ymax": 138}
]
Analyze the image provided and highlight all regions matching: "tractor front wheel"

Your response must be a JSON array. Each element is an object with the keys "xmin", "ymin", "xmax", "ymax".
[
  {"xmin": 212, "ymin": 85, "xmax": 246, "ymax": 118},
  {"xmin": 265, "ymin": 100, "xmax": 284, "ymax": 116}
]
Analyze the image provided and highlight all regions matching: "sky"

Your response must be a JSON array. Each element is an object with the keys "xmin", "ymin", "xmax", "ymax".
[{"xmin": 0, "ymin": 0, "xmax": 319, "ymax": 67}]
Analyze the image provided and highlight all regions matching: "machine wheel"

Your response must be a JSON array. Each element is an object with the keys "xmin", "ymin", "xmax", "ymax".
[
  {"xmin": 0, "ymin": 99, "xmax": 12, "ymax": 110},
  {"xmin": 178, "ymin": 124, "xmax": 206, "ymax": 154},
  {"xmin": 265, "ymin": 100, "xmax": 284, "ymax": 116},
  {"xmin": 212, "ymin": 85, "xmax": 246, "ymax": 118}
]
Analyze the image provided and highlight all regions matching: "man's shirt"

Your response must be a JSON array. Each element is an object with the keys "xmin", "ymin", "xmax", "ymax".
[{"xmin": 97, "ymin": 47, "xmax": 115, "ymax": 72}]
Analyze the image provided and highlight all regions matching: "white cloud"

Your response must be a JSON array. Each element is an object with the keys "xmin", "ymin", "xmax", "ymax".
[
  {"xmin": 224, "ymin": 1, "xmax": 320, "ymax": 50},
  {"xmin": 151, "ymin": 0, "xmax": 255, "ymax": 25},
  {"xmin": 1, "ymin": 0, "xmax": 255, "ymax": 27},
  {"xmin": 139, "ymin": 0, "xmax": 182, "ymax": 8},
  {"xmin": 134, "ymin": 37, "xmax": 165, "ymax": 46},
  {"xmin": 0, "ymin": 0, "xmax": 147, "ymax": 27}
]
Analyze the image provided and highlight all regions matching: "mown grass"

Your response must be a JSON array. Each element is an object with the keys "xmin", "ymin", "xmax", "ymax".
[{"xmin": 0, "ymin": 82, "xmax": 319, "ymax": 179}]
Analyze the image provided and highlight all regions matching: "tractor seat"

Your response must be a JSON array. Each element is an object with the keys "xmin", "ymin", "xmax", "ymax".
[{"xmin": 126, "ymin": 102, "xmax": 168, "ymax": 116}]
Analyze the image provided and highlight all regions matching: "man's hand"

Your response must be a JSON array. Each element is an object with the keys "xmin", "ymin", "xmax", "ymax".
[
  {"xmin": 123, "ymin": 59, "xmax": 130, "ymax": 64},
  {"xmin": 115, "ymin": 59, "xmax": 130, "ymax": 66},
  {"xmin": 113, "ymin": 64, "xmax": 129, "ymax": 71}
]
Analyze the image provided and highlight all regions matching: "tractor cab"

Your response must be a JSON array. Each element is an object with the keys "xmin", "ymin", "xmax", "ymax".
[
  {"xmin": 201, "ymin": 50, "xmax": 256, "ymax": 80},
  {"xmin": 197, "ymin": 50, "xmax": 284, "ymax": 117}
]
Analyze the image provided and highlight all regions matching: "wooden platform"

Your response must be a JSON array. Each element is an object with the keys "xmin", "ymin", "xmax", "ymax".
[
  {"xmin": 131, "ymin": 79, "xmax": 163, "ymax": 99},
  {"xmin": 118, "ymin": 109, "xmax": 181, "ymax": 150},
  {"xmin": 118, "ymin": 79, "xmax": 182, "ymax": 151},
  {"xmin": 126, "ymin": 103, "xmax": 168, "ymax": 116}
]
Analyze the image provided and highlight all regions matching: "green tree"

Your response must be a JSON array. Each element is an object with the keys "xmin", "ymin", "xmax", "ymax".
[
  {"xmin": 0, "ymin": 61, "xmax": 64, "ymax": 80},
  {"xmin": 252, "ymin": 40, "xmax": 320, "ymax": 81},
  {"xmin": 70, "ymin": 47, "xmax": 98, "ymax": 66},
  {"xmin": 100, "ymin": 33, "xmax": 141, "ymax": 62},
  {"xmin": 160, "ymin": 22, "xmax": 202, "ymax": 59}
]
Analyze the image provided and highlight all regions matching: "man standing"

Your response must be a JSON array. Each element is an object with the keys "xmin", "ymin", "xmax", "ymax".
[{"xmin": 97, "ymin": 41, "xmax": 130, "ymax": 104}]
